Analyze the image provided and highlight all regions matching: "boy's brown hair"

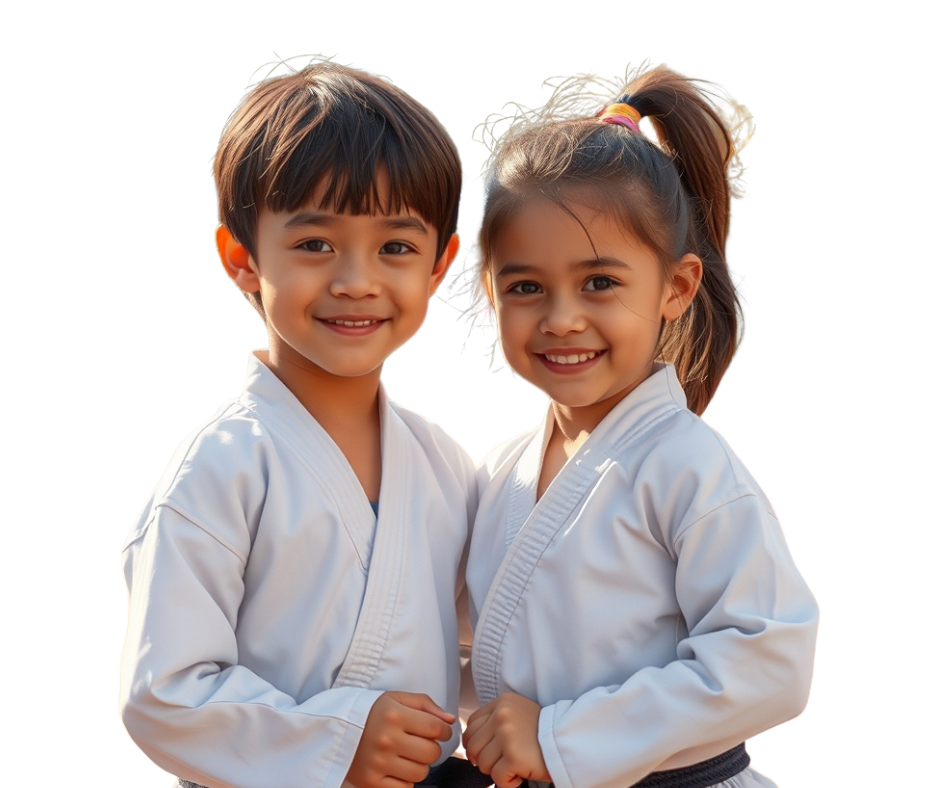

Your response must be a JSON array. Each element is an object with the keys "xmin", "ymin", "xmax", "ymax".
[{"xmin": 214, "ymin": 61, "xmax": 461, "ymax": 313}]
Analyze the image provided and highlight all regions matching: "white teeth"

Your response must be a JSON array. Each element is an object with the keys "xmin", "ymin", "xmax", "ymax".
[
  {"xmin": 545, "ymin": 351, "xmax": 597, "ymax": 364},
  {"xmin": 329, "ymin": 319, "xmax": 378, "ymax": 327}
]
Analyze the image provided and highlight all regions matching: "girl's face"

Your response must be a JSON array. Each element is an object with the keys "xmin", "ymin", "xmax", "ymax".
[{"xmin": 487, "ymin": 194, "xmax": 696, "ymax": 421}]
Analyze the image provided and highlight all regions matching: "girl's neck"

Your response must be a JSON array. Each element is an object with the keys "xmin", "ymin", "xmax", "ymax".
[
  {"xmin": 536, "ymin": 402, "xmax": 604, "ymax": 500},
  {"xmin": 551, "ymin": 404, "xmax": 596, "ymax": 446},
  {"xmin": 547, "ymin": 357, "xmax": 661, "ymax": 449},
  {"xmin": 536, "ymin": 389, "xmax": 634, "ymax": 500},
  {"xmin": 549, "ymin": 387, "xmax": 631, "ymax": 444}
]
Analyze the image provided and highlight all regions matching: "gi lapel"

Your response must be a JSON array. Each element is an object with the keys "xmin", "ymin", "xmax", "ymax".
[
  {"xmin": 472, "ymin": 369, "xmax": 682, "ymax": 703},
  {"xmin": 244, "ymin": 356, "xmax": 379, "ymax": 568},
  {"xmin": 333, "ymin": 388, "xmax": 409, "ymax": 690}
]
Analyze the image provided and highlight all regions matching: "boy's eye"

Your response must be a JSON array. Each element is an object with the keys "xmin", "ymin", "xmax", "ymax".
[
  {"xmin": 380, "ymin": 241, "xmax": 413, "ymax": 255},
  {"xmin": 508, "ymin": 281, "xmax": 541, "ymax": 295},
  {"xmin": 584, "ymin": 275, "xmax": 618, "ymax": 292},
  {"xmin": 298, "ymin": 239, "xmax": 333, "ymax": 253}
]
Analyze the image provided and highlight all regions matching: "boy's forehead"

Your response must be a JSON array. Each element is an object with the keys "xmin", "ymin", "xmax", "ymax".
[
  {"xmin": 258, "ymin": 187, "xmax": 437, "ymax": 244},
  {"xmin": 269, "ymin": 195, "xmax": 430, "ymax": 227},
  {"xmin": 276, "ymin": 170, "xmax": 433, "ymax": 227}
]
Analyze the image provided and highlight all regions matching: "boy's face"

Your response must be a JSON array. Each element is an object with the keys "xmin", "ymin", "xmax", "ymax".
[{"xmin": 221, "ymin": 177, "xmax": 457, "ymax": 384}]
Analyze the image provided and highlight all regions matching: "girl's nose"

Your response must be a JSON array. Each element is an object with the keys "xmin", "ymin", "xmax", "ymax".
[
  {"xmin": 330, "ymin": 255, "xmax": 381, "ymax": 298},
  {"xmin": 540, "ymin": 295, "xmax": 587, "ymax": 335}
]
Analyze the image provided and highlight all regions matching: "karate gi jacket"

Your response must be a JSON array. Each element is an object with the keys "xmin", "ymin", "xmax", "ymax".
[
  {"xmin": 466, "ymin": 364, "xmax": 818, "ymax": 788},
  {"xmin": 120, "ymin": 355, "xmax": 476, "ymax": 788}
]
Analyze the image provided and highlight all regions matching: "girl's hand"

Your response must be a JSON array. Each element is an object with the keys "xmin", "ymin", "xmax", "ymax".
[
  {"xmin": 462, "ymin": 693, "xmax": 550, "ymax": 788},
  {"xmin": 347, "ymin": 691, "xmax": 455, "ymax": 788}
]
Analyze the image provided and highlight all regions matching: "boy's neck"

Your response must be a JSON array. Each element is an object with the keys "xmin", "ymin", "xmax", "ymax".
[
  {"xmin": 256, "ymin": 349, "xmax": 382, "ymax": 427},
  {"xmin": 257, "ymin": 349, "xmax": 383, "ymax": 500}
]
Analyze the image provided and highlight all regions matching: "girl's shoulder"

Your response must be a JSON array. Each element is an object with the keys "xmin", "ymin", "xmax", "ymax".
[
  {"xmin": 627, "ymin": 408, "xmax": 777, "ymax": 525},
  {"xmin": 389, "ymin": 401, "xmax": 475, "ymax": 474},
  {"xmin": 646, "ymin": 408, "xmax": 742, "ymax": 468}
]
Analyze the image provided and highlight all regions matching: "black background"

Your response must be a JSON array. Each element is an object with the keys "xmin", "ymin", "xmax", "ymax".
[{"xmin": 119, "ymin": 46, "xmax": 813, "ymax": 788}]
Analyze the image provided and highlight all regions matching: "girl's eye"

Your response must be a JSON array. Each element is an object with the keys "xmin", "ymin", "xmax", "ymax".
[
  {"xmin": 298, "ymin": 239, "xmax": 333, "ymax": 253},
  {"xmin": 508, "ymin": 281, "xmax": 541, "ymax": 295},
  {"xmin": 380, "ymin": 241, "xmax": 413, "ymax": 255},
  {"xmin": 584, "ymin": 275, "xmax": 618, "ymax": 292}
]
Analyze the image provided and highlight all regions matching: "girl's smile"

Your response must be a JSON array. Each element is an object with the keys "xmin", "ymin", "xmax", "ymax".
[
  {"xmin": 488, "ymin": 191, "xmax": 696, "ymax": 430},
  {"xmin": 537, "ymin": 348, "xmax": 607, "ymax": 373}
]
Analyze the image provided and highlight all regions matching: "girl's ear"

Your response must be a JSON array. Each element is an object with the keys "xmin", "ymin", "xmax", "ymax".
[
  {"xmin": 662, "ymin": 253, "xmax": 703, "ymax": 321},
  {"xmin": 480, "ymin": 271, "xmax": 496, "ymax": 332},
  {"xmin": 482, "ymin": 270, "xmax": 495, "ymax": 305},
  {"xmin": 216, "ymin": 226, "xmax": 260, "ymax": 293}
]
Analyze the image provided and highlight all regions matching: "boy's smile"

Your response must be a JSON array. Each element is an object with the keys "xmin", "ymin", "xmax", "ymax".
[{"xmin": 220, "ymin": 180, "xmax": 457, "ymax": 399}]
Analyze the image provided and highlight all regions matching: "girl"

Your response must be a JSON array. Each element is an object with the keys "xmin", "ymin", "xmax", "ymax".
[{"xmin": 461, "ymin": 66, "xmax": 818, "ymax": 788}]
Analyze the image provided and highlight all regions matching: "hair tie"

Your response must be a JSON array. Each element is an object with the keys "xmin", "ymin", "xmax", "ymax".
[{"xmin": 597, "ymin": 102, "xmax": 641, "ymax": 132}]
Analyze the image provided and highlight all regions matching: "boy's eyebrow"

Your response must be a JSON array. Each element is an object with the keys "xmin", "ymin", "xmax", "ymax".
[
  {"xmin": 496, "ymin": 257, "xmax": 632, "ymax": 277},
  {"xmin": 282, "ymin": 212, "xmax": 429, "ymax": 235},
  {"xmin": 381, "ymin": 216, "xmax": 429, "ymax": 235}
]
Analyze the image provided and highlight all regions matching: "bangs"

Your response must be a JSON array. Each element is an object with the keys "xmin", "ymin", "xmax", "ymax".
[
  {"xmin": 263, "ymin": 103, "xmax": 449, "ymax": 232},
  {"xmin": 480, "ymin": 121, "xmax": 689, "ymax": 269},
  {"xmin": 215, "ymin": 61, "xmax": 461, "ymax": 261}
]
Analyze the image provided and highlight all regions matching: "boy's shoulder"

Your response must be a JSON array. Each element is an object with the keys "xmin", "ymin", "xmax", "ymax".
[
  {"xmin": 121, "ymin": 394, "xmax": 276, "ymax": 558},
  {"xmin": 386, "ymin": 398, "xmax": 475, "ymax": 484},
  {"xmin": 477, "ymin": 422, "xmax": 543, "ymax": 486},
  {"xmin": 157, "ymin": 398, "xmax": 269, "ymax": 486},
  {"xmin": 131, "ymin": 386, "xmax": 477, "ymax": 543},
  {"xmin": 142, "ymin": 394, "xmax": 269, "ymax": 493}
]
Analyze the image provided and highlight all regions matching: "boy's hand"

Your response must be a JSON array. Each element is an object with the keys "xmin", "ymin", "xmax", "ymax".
[
  {"xmin": 347, "ymin": 691, "xmax": 456, "ymax": 788},
  {"xmin": 463, "ymin": 693, "xmax": 549, "ymax": 788}
]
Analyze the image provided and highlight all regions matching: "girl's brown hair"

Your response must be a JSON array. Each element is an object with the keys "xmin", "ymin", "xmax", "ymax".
[{"xmin": 479, "ymin": 66, "xmax": 752, "ymax": 414}]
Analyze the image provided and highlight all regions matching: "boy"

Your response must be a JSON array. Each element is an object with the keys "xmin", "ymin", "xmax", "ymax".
[{"xmin": 120, "ymin": 62, "xmax": 481, "ymax": 788}]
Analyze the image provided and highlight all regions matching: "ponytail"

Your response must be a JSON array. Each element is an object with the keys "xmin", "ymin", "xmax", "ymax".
[
  {"xmin": 625, "ymin": 66, "xmax": 749, "ymax": 413},
  {"xmin": 478, "ymin": 65, "xmax": 751, "ymax": 414}
]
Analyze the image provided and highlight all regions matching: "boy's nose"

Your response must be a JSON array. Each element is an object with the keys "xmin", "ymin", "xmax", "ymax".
[{"xmin": 330, "ymin": 256, "xmax": 381, "ymax": 298}]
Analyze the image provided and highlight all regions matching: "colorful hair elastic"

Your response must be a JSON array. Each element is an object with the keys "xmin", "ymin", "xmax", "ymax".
[{"xmin": 597, "ymin": 102, "xmax": 641, "ymax": 132}]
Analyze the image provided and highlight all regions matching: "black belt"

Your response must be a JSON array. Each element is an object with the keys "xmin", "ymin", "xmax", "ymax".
[
  {"xmin": 524, "ymin": 743, "xmax": 749, "ymax": 788},
  {"xmin": 420, "ymin": 755, "xmax": 493, "ymax": 788},
  {"xmin": 177, "ymin": 755, "xmax": 490, "ymax": 788}
]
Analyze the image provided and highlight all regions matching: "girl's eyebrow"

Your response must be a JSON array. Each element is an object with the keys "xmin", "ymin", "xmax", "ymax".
[
  {"xmin": 282, "ymin": 212, "xmax": 428, "ymax": 235},
  {"xmin": 496, "ymin": 257, "xmax": 632, "ymax": 278}
]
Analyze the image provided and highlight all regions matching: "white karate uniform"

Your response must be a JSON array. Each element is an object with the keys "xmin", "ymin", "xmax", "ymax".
[
  {"xmin": 120, "ymin": 354, "xmax": 476, "ymax": 788},
  {"xmin": 466, "ymin": 364, "xmax": 818, "ymax": 788}
]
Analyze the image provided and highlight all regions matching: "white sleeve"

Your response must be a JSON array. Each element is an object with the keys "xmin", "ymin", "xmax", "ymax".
[
  {"xmin": 120, "ymin": 505, "xmax": 382, "ymax": 788},
  {"xmin": 456, "ymin": 571, "xmax": 478, "ymax": 723},
  {"xmin": 537, "ymin": 494, "xmax": 818, "ymax": 788},
  {"xmin": 457, "ymin": 456, "xmax": 480, "ymax": 724}
]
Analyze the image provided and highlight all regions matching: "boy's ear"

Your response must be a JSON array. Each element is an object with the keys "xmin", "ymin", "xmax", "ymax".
[
  {"xmin": 216, "ymin": 226, "xmax": 260, "ymax": 293},
  {"xmin": 428, "ymin": 234, "xmax": 460, "ymax": 296},
  {"xmin": 662, "ymin": 253, "xmax": 703, "ymax": 321}
]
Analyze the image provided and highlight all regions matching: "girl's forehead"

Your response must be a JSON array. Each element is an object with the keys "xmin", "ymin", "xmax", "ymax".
[
  {"xmin": 495, "ymin": 194, "xmax": 647, "ymax": 257},
  {"xmin": 485, "ymin": 178, "xmax": 666, "ymax": 273},
  {"xmin": 491, "ymin": 199, "xmax": 661, "ymax": 284}
]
